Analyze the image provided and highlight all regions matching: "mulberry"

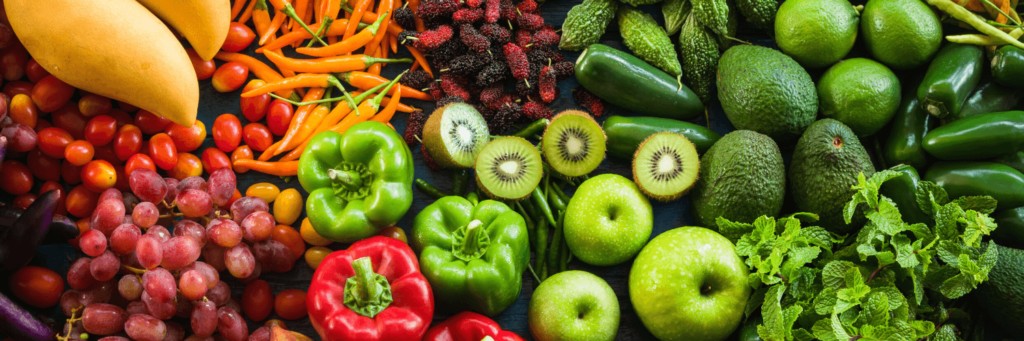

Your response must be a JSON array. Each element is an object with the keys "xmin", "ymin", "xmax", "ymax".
[
  {"xmin": 418, "ymin": 0, "xmax": 459, "ymax": 21},
  {"xmin": 538, "ymin": 65, "xmax": 557, "ymax": 103},
  {"xmin": 412, "ymin": 25, "xmax": 454, "ymax": 51},
  {"xmin": 573, "ymin": 87, "xmax": 605, "ymax": 117},
  {"xmin": 479, "ymin": 23, "xmax": 511, "ymax": 44},
  {"xmin": 502, "ymin": 43, "xmax": 529, "ymax": 80},
  {"xmin": 475, "ymin": 61, "xmax": 510, "ymax": 86},
  {"xmin": 459, "ymin": 24, "xmax": 491, "ymax": 53},
  {"xmin": 522, "ymin": 100, "xmax": 553, "ymax": 120}
]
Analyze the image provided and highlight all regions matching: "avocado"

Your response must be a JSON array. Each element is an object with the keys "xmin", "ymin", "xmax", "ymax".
[
  {"xmin": 717, "ymin": 45, "xmax": 817, "ymax": 142},
  {"xmin": 789, "ymin": 119, "xmax": 875, "ymax": 232},
  {"xmin": 692, "ymin": 130, "xmax": 786, "ymax": 229},
  {"xmin": 976, "ymin": 243, "xmax": 1024, "ymax": 335}
]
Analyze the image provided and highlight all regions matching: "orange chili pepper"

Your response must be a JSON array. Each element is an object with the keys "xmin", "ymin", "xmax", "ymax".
[
  {"xmin": 371, "ymin": 85, "xmax": 401, "ymax": 123},
  {"xmin": 257, "ymin": 19, "xmax": 352, "ymax": 51},
  {"xmin": 232, "ymin": 159, "xmax": 299, "ymax": 176},
  {"xmin": 253, "ymin": 0, "xmax": 273, "ymax": 37},
  {"xmin": 239, "ymin": 0, "xmax": 258, "ymax": 23},
  {"xmin": 263, "ymin": 50, "xmax": 411, "ymax": 73},
  {"xmin": 344, "ymin": 0, "xmax": 372, "ymax": 40},
  {"xmin": 259, "ymin": 9, "xmax": 288, "ymax": 45},
  {"xmin": 339, "ymin": 71, "xmax": 431, "ymax": 101},
  {"xmin": 295, "ymin": 11, "xmax": 386, "ymax": 57},
  {"xmin": 231, "ymin": 0, "xmax": 249, "ymax": 20},
  {"xmin": 405, "ymin": 46, "xmax": 433, "ymax": 77},
  {"xmin": 241, "ymin": 73, "xmax": 344, "ymax": 97}
]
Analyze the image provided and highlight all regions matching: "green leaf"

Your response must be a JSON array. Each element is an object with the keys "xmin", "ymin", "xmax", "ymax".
[
  {"xmin": 961, "ymin": 209, "xmax": 998, "ymax": 247},
  {"xmin": 915, "ymin": 180, "xmax": 948, "ymax": 216},
  {"xmin": 980, "ymin": 241, "xmax": 999, "ymax": 271},
  {"xmin": 758, "ymin": 284, "xmax": 787, "ymax": 341},
  {"xmin": 933, "ymin": 324, "xmax": 958, "ymax": 341},
  {"xmin": 814, "ymin": 287, "xmax": 839, "ymax": 315},
  {"xmin": 822, "ymin": 261, "xmax": 856, "ymax": 288},
  {"xmin": 891, "ymin": 234, "xmax": 919, "ymax": 269},
  {"xmin": 953, "ymin": 195, "xmax": 998, "ymax": 214},
  {"xmin": 939, "ymin": 273, "xmax": 975, "ymax": 299},
  {"xmin": 717, "ymin": 216, "xmax": 754, "ymax": 241},
  {"xmin": 861, "ymin": 291, "xmax": 890, "ymax": 325},
  {"xmin": 866, "ymin": 197, "xmax": 906, "ymax": 235}
]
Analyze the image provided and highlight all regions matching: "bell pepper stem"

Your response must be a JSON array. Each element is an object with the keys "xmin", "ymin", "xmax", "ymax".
[
  {"xmin": 344, "ymin": 256, "xmax": 393, "ymax": 318},
  {"xmin": 353, "ymin": 257, "xmax": 378, "ymax": 301},
  {"xmin": 481, "ymin": 337, "xmax": 495, "ymax": 341},
  {"xmin": 329, "ymin": 169, "xmax": 363, "ymax": 189},
  {"xmin": 461, "ymin": 220, "xmax": 484, "ymax": 256}
]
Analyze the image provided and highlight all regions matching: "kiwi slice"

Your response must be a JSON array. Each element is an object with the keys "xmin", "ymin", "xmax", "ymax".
[
  {"xmin": 475, "ymin": 136, "xmax": 544, "ymax": 200},
  {"xmin": 422, "ymin": 103, "xmax": 490, "ymax": 169},
  {"xmin": 632, "ymin": 132, "xmax": 699, "ymax": 202},
  {"xmin": 541, "ymin": 110, "xmax": 606, "ymax": 177}
]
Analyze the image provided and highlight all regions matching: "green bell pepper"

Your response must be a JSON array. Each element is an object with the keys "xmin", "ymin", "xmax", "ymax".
[
  {"xmin": 298, "ymin": 121, "xmax": 414, "ymax": 243},
  {"xmin": 411, "ymin": 196, "xmax": 529, "ymax": 316}
]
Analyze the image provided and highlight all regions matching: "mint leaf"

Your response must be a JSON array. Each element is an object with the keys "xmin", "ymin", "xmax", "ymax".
[
  {"xmin": 915, "ymin": 180, "xmax": 948, "ymax": 216},
  {"xmin": 952, "ymin": 196, "xmax": 998, "ymax": 214},
  {"xmin": 891, "ymin": 234, "xmax": 918, "ymax": 268},
  {"xmin": 960, "ymin": 209, "xmax": 997, "ymax": 247},
  {"xmin": 716, "ymin": 216, "xmax": 753, "ymax": 241}
]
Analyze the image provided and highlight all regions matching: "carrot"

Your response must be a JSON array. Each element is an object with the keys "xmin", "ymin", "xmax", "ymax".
[
  {"xmin": 253, "ymin": 0, "xmax": 272, "ymax": 38},
  {"xmin": 232, "ymin": 159, "xmax": 299, "ymax": 176},
  {"xmin": 241, "ymin": 73, "xmax": 344, "ymax": 97},
  {"xmin": 257, "ymin": 19, "xmax": 353, "ymax": 51},
  {"xmin": 259, "ymin": 9, "xmax": 288, "ymax": 45},
  {"xmin": 344, "ymin": 0, "xmax": 371, "ymax": 40},
  {"xmin": 231, "ymin": 0, "xmax": 248, "ymax": 20},
  {"xmin": 406, "ymin": 46, "xmax": 433, "ymax": 77},
  {"xmin": 294, "ymin": 14, "xmax": 386, "ymax": 57},
  {"xmin": 371, "ymin": 84, "xmax": 401, "ymax": 123},
  {"xmin": 239, "ymin": 0, "xmax": 257, "ymax": 23},
  {"xmin": 263, "ymin": 49, "xmax": 411, "ymax": 73},
  {"xmin": 339, "ymin": 71, "xmax": 431, "ymax": 100}
]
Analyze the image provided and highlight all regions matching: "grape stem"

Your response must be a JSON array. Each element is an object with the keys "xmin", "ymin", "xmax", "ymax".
[
  {"xmin": 55, "ymin": 306, "xmax": 84, "ymax": 341},
  {"xmin": 122, "ymin": 265, "xmax": 146, "ymax": 276}
]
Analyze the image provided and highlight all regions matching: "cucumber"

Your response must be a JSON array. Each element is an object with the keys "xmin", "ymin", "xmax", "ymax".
[
  {"xmin": 603, "ymin": 115, "xmax": 721, "ymax": 159},
  {"xmin": 679, "ymin": 12, "xmax": 720, "ymax": 104},
  {"xmin": 558, "ymin": 0, "xmax": 617, "ymax": 52},
  {"xmin": 575, "ymin": 44, "xmax": 704, "ymax": 119},
  {"xmin": 692, "ymin": 0, "xmax": 729, "ymax": 35},
  {"xmin": 662, "ymin": 0, "xmax": 691, "ymax": 36},
  {"xmin": 735, "ymin": 0, "xmax": 776, "ymax": 31},
  {"xmin": 956, "ymin": 81, "xmax": 1021, "ymax": 120},
  {"xmin": 992, "ymin": 45, "xmax": 1024, "ymax": 88},
  {"xmin": 917, "ymin": 43, "xmax": 984, "ymax": 119},
  {"xmin": 618, "ymin": 6, "xmax": 682, "ymax": 77}
]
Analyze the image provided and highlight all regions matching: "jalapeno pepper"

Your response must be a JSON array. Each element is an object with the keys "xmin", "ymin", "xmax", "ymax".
[
  {"xmin": 879, "ymin": 164, "xmax": 931, "ymax": 225},
  {"xmin": 917, "ymin": 43, "xmax": 984, "ymax": 119},
  {"xmin": 922, "ymin": 111, "xmax": 1024, "ymax": 161},
  {"xmin": 924, "ymin": 161, "xmax": 1024, "ymax": 211},
  {"xmin": 882, "ymin": 89, "xmax": 933, "ymax": 171},
  {"xmin": 993, "ymin": 207, "xmax": 1024, "ymax": 248}
]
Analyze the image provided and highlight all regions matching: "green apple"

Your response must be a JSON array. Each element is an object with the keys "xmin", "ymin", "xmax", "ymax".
[
  {"xmin": 563, "ymin": 173, "xmax": 653, "ymax": 266},
  {"xmin": 528, "ymin": 270, "xmax": 620, "ymax": 341},
  {"xmin": 629, "ymin": 226, "xmax": 751, "ymax": 341}
]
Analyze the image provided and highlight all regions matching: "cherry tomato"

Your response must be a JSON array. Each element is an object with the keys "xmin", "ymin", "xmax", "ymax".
[
  {"xmin": 9, "ymin": 266, "xmax": 63, "ymax": 308},
  {"xmin": 8, "ymin": 93, "xmax": 38, "ymax": 128},
  {"xmin": 0, "ymin": 45, "xmax": 27, "ymax": 81},
  {"xmin": 27, "ymin": 150, "xmax": 60, "ymax": 182},
  {"xmin": 124, "ymin": 154, "xmax": 156, "ymax": 175},
  {"xmin": 64, "ymin": 140, "xmax": 95, "ymax": 166},
  {"xmin": 242, "ymin": 123, "xmax": 273, "ymax": 152},
  {"xmin": 31, "ymin": 75, "xmax": 75, "ymax": 113},
  {"xmin": 213, "ymin": 114, "xmax": 243, "ymax": 152},
  {"xmin": 271, "ymin": 225, "xmax": 305, "ymax": 260},
  {"xmin": 61, "ymin": 161, "xmax": 81, "ymax": 185},
  {"xmin": 78, "ymin": 93, "xmax": 112, "ymax": 118},
  {"xmin": 0, "ymin": 160, "xmax": 32, "ymax": 195},
  {"xmin": 265, "ymin": 100, "xmax": 294, "ymax": 136},
  {"xmin": 273, "ymin": 289, "xmax": 306, "ymax": 320},
  {"xmin": 65, "ymin": 184, "xmax": 98, "ymax": 218},
  {"xmin": 240, "ymin": 80, "xmax": 270, "ymax": 122},
  {"xmin": 378, "ymin": 226, "xmax": 408, "ymax": 244},
  {"xmin": 134, "ymin": 109, "xmax": 172, "ymax": 135},
  {"xmin": 13, "ymin": 193, "xmax": 36, "ymax": 209},
  {"xmin": 36, "ymin": 127, "xmax": 73, "ymax": 159},
  {"xmin": 227, "ymin": 188, "xmax": 242, "ymax": 207},
  {"xmin": 52, "ymin": 104, "xmax": 87, "ymax": 139},
  {"xmin": 81, "ymin": 159, "xmax": 116, "ymax": 193},
  {"xmin": 201, "ymin": 148, "xmax": 232, "ymax": 173},
  {"xmin": 38, "ymin": 181, "xmax": 65, "ymax": 215},
  {"xmin": 186, "ymin": 49, "xmax": 216, "ymax": 81},
  {"xmin": 168, "ymin": 152, "xmax": 202, "ymax": 179},
  {"xmin": 247, "ymin": 182, "xmax": 280, "ymax": 204},
  {"xmin": 0, "ymin": 93, "xmax": 8, "ymax": 121},
  {"xmin": 299, "ymin": 218, "xmax": 331, "ymax": 247},
  {"xmin": 304, "ymin": 246, "xmax": 331, "ymax": 269},
  {"xmin": 91, "ymin": 144, "xmax": 119, "ymax": 166},
  {"xmin": 212, "ymin": 62, "xmax": 250, "ymax": 93},
  {"xmin": 166, "ymin": 120, "xmax": 207, "ymax": 153},
  {"xmin": 148, "ymin": 133, "xmax": 179, "ymax": 170},
  {"xmin": 241, "ymin": 280, "xmax": 273, "ymax": 322},
  {"xmin": 84, "ymin": 115, "xmax": 117, "ymax": 147},
  {"xmin": 107, "ymin": 109, "xmax": 132, "ymax": 127},
  {"xmin": 24, "ymin": 58, "xmax": 48, "ymax": 82},
  {"xmin": 231, "ymin": 145, "xmax": 254, "ymax": 173},
  {"xmin": 223, "ymin": 22, "xmax": 257, "ymax": 53},
  {"xmin": 113, "ymin": 164, "xmax": 130, "ymax": 192},
  {"xmin": 113, "ymin": 124, "xmax": 143, "ymax": 161},
  {"xmin": 2, "ymin": 81, "xmax": 31, "ymax": 99}
]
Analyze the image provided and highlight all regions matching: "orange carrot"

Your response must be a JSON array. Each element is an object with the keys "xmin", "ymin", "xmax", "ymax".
[
  {"xmin": 263, "ymin": 50, "xmax": 411, "ymax": 73},
  {"xmin": 339, "ymin": 71, "xmax": 431, "ymax": 100},
  {"xmin": 294, "ymin": 14, "xmax": 386, "ymax": 57},
  {"xmin": 231, "ymin": 0, "xmax": 249, "ymax": 20},
  {"xmin": 344, "ymin": 0, "xmax": 371, "ymax": 40},
  {"xmin": 241, "ymin": 73, "xmax": 343, "ymax": 97},
  {"xmin": 239, "ymin": 0, "xmax": 258, "ymax": 23},
  {"xmin": 371, "ymin": 85, "xmax": 401, "ymax": 123},
  {"xmin": 232, "ymin": 159, "xmax": 299, "ymax": 176},
  {"xmin": 406, "ymin": 46, "xmax": 433, "ymax": 77}
]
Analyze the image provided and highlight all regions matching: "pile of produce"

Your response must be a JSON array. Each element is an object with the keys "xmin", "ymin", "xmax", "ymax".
[{"xmin": 3, "ymin": 0, "xmax": 1024, "ymax": 340}]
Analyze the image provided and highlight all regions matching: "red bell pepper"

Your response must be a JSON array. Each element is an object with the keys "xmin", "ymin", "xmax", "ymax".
[
  {"xmin": 307, "ymin": 236, "xmax": 433, "ymax": 341},
  {"xmin": 424, "ymin": 311, "xmax": 525, "ymax": 341}
]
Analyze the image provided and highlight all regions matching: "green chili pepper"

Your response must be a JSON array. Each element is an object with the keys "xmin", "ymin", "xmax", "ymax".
[
  {"xmin": 924, "ymin": 161, "xmax": 1024, "ymax": 211},
  {"xmin": 993, "ymin": 207, "xmax": 1024, "ymax": 248},
  {"xmin": 415, "ymin": 178, "xmax": 448, "ymax": 199},
  {"xmin": 879, "ymin": 164, "xmax": 931, "ymax": 225},
  {"xmin": 882, "ymin": 89, "xmax": 933, "ymax": 171},
  {"xmin": 923, "ymin": 111, "xmax": 1024, "ymax": 160}
]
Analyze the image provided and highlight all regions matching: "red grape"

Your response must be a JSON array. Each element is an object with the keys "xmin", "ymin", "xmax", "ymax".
[
  {"xmin": 253, "ymin": 239, "xmax": 296, "ymax": 273},
  {"xmin": 160, "ymin": 236, "xmax": 201, "ymax": 270},
  {"xmin": 190, "ymin": 300, "xmax": 217, "ymax": 337},
  {"xmin": 182, "ymin": 261, "xmax": 219, "ymax": 289},
  {"xmin": 164, "ymin": 177, "xmax": 179, "ymax": 201},
  {"xmin": 165, "ymin": 321, "xmax": 186, "ymax": 341},
  {"xmin": 82, "ymin": 303, "xmax": 127, "ymax": 335},
  {"xmin": 89, "ymin": 251, "xmax": 120, "ymax": 282},
  {"xmin": 146, "ymin": 225, "xmax": 171, "ymax": 242},
  {"xmin": 131, "ymin": 202, "xmax": 159, "ymax": 228},
  {"xmin": 141, "ymin": 292, "xmax": 176, "ymax": 320},
  {"xmin": 216, "ymin": 307, "xmax": 249, "ymax": 341},
  {"xmin": 135, "ymin": 234, "xmax": 163, "ymax": 269},
  {"xmin": 241, "ymin": 211, "xmax": 274, "ymax": 242},
  {"xmin": 178, "ymin": 270, "xmax": 207, "ymax": 301},
  {"xmin": 176, "ymin": 189, "xmax": 212, "ymax": 218},
  {"xmin": 118, "ymin": 275, "xmax": 142, "ymax": 301},
  {"xmin": 173, "ymin": 219, "xmax": 207, "ymax": 244},
  {"xmin": 141, "ymin": 268, "xmax": 175, "ymax": 302},
  {"xmin": 224, "ymin": 244, "xmax": 255, "ymax": 279},
  {"xmin": 109, "ymin": 223, "xmax": 141, "ymax": 255},
  {"xmin": 201, "ymin": 244, "xmax": 227, "ymax": 271},
  {"xmin": 207, "ymin": 281, "xmax": 230, "ymax": 306},
  {"xmin": 60, "ymin": 290, "xmax": 84, "ymax": 316},
  {"xmin": 128, "ymin": 169, "xmax": 167, "ymax": 203},
  {"xmin": 83, "ymin": 280, "xmax": 115, "ymax": 304},
  {"xmin": 1, "ymin": 122, "xmax": 37, "ymax": 152},
  {"xmin": 207, "ymin": 169, "xmax": 236, "ymax": 207},
  {"xmin": 67, "ymin": 257, "xmax": 97, "ymax": 290},
  {"xmin": 126, "ymin": 300, "xmax": 147, "ymax": 315},
  {"xmin": 177, "ymin": 176, "xmax": 207, "ymax": 192},
  {"xmin": 79, "ymin": 229, "xmax": 107, "ymax": 257},
  {"xmin": 229, "ymin": 196, "xmax": 269, "ymax": 223},
  {"xmin": 91, "ymin": 193, "xmax": 125, "ymax": 235},
  {"xmin": 125, "ymin": 314, "xmax": 167, "ymax": 341},
  {"xmin": 207, "ymin": 218, "xmax": 242, "ymax": 248}
]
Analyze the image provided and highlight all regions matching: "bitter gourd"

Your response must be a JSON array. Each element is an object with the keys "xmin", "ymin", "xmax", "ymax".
[
  {"xmin": 618, "ymin": 6, "xmax": 681, "ymax": 77},
  {"xmin": 692, "ymin": 0, "xmax": 729, "ymax": 35},
  {"xmin": 736, "ymin": 0, "xmax": 777, "ymax": 32},
  {"xmin": 558, "ymin": 0, "xmax": 618, "ymax": 52},
  {"xmin": 662, "ymin": 0, "xmax": 691, "ymax": 36},
  {"xmin": 679, "ymin": 12, "xmax": 720, "ymax": 104}
]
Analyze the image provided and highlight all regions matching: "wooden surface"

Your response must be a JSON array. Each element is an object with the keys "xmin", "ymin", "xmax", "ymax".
[{"xmin": 26, "ymin": 0, "xmax": 744, "ymax": 339}]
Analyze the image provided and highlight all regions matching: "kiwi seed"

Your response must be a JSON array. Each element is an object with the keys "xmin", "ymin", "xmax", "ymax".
[
  {"xmin": 475, "ymin": 136, "xmax": 544, "ymax": 200},
  {"xmin": 632, "ymin": 132, "xmax": 699, "ymax": 202},
  {"xmin": 422, "ymin": 103, "xmax": 490, "ymax": 169},
  {"xmin": 541, "ymin": 110, "xmax": 606, "ymax": 177}
]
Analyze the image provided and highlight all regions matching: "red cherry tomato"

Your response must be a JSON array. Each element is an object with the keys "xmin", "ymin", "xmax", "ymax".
[
  {"xmin": 134, "ymin": 109, "xmax": 172, "ymax": 135},
  {"xmin": 24, "ymin": 58, "xmax": 48, "ymax": 82},
  {"xmin": 31, "ymin": 75, "xmax": 75, "ymax": 113},
  {"xmin": 117, "ymin": 101, "xmax": 138, "ymax": 112},
  {"xmin": 240, "ymin": 80, "xmax": 270, "ymax": 122},
  {"xmin": 64, "ymin": 140, "xmax": 95, "ymax": 166},
  {"xmin": 36, "ymin": 127, "xmax": 73, "ymax": 159},
  {"xmin": 212, "ymin": 62, "xmax": 249, "ymax": 93},
  {"xmin": 2, "ymin": 81, "xmax": 31, "ymax": 99},
  {"xmin": 52, "ymin": 104, "xmax": 87, "ymax": 140},
  {"xmin": 113, "ymin": 124, "xmax": 143, "ymax": 161},
  {"xmin": 0, "ymin": 160, "xmax": 33, "ymax": 195},
  {"xmin": 243, "ymin": 123, "xmax": 273, "ymax": 152},
  {"xmin": 0, "ymin": 45, "xmax": 27, "ymax": 81},
  {"xmin": 148, "ymin": 133, "xmax": 179, "ymax": 170},
  {"xmin": 168, "ymin": 152, "xmax": 202, "ymax": 180},
  {"xmin": 241, "ymin": 280, "xmax": 273, "ymax": 322},
  {"xmin": 81, "ymin": 160, "xmax": 116, "ymax": 193},
  {"xmin": 107, "ymin": 109, "xmax": 132, "ymax": 127},
  {"xmin": 27, "ymin": 150, "xmax": 60, "ymax": 182},
  {"xmin": 222, "ymin": 22, "xmax": 257, "ymax": 53},
  {"xmin": 273, "ymin": 289, "xmax": 307, "ymax": 320},
  {"xmin": 213, "ymin": 114, "xmax": 243, "ymax": 152},
  {"xmin": 201, "ymin": 148, "xmax": 233, "ymax": 173},
  {"xmin": 10, "ymin": 266, "xmax": 63, "ymax": 308},
  {"xmin": 61, "ymin": 161, "xmax": 81, "ymax": 185},
  {"xmin": 186, "ymin": 49, "xmax": 216, "ymax": 81},
  {"xmin": 8, "ymin": 93, "xmax": 38, "ymax": 128},
  {"xmin": 124, "ymin": 154, "xmax": 157, "ymax": 175},
  {"xmin": 13, "ymin": 193, "xmax": 35, "ymax": 210},
  {"xmin": 38, "ymin": 181, "xmax": 66, "ymax": 215},
  {"xmin": 272, "ymin": 225, "xmax": 305, "ymax": 260},
  {"xmin": 91, "ymin": 144, "xmax": 119, "ymax": 166},
  {"xmin": 231, "ymin": 146, "xmax": 253, "ymax": 173},
  {"xmin": 78, "ymin": 93, "xmax": 112, "ymax": 118},
  {"xmin": 113, "ymin": 164, "xmax": 130, "ymax": 192},
  {"xmin": 265, "ymin": 100, "xmax": 294, "ymax": 136},
  {"xmin": 65, "ymin": 184, "xmax": 98, "ymax": 218},
  {"xmin": 84, "ymin": 115, "xmax": 117, "ymax": 147},
  {"xmin": 166, "ymin": 120, "xmax": 207, "ymax": 153}
]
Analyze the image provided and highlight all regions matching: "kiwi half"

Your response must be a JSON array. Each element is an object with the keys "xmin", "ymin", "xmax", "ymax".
[
  {"xmin": 632, "ymin": 132, "xmax": 699, "ymax": 202},
  {"xmin": 422, "ymin": 103, "xmax": 490, "ymax": 169},
  {"xmin": 475, "ymin": 136, "xmax": 544, "ymax": 200},
  {"xmin": 541, "ymin": 110, "xmax": 606, "ymax": 177}
]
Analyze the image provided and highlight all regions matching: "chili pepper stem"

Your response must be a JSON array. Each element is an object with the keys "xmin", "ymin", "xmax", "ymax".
[{"xmin": 282, "ymin": 2, "xmax": 328, "ymax": 45}]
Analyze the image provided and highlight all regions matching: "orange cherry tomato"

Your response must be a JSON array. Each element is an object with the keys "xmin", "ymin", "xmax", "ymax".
[
  {"xmin": 271, "ymin": 225, "xmax": 305, "ymax": 260},
  {"xmin": 166, "ymin": 120, "xmax": 207, "ymax": 153},
  {"xmin": 9, "ymin": 266, "xmax": 64, "ymax": 308},
  {"xmin": 273, "ymin": 289, "xmax": 307, "ymax": 321},
  {"xmin": 113, "ymin": 124, "xmax": 143, "ymax": 161},
  {"xmin": 201, "ymin": 148, "xmax": 233, "ymax": 173},
  {"xmin": 186, "ymin": 49, "xmax": 216, "ymax": 81},
  {"xmin": 27, "ymin": 150, "xmax": 60, "ymax": 182},
  {"xmin": 80, "ymin": 159, "xmax": 116, "ymax": 193},
  {"xmin": 222, "ymin": 22, "xmax": 256, "ymax": 53},
  {"xmin": 2, "ymin": 81, "xmax": 32, "ymax": 98},
  {"xmin": 30, "ymin": 75, "xmax": 74, "ymax": 113},
  {"xmin": 64, "ymin": 140, "xmax": 95, "ymax": 166},
  {"xmin": 51, "ymin": 104, "xmax": 87, "ymax": 140},
  {"xmin": 78, "ymin": 93, "xmax": 112, "ymax": 118},
  {"xmin": 148, "ymin": 133, "xmax": 179, "ymax": 171},
  {"xmin": 213, "ymin": 114, "xmax": 243, "ymax": 153},
  {"xmin": 242, "ymin": 123, "xmax": 273, "ymax": 152},
  {"xmin": 168, "ymin": 152, "xmax": 202, "ymax": 179},
  {"xmin": 124, "ymin": 153, "xmax": 157, "ymax": 175},
  {"xmin": 36, "ymin": 127, "xmax": 73, "ymax": 159},
  {"xmin": 8, "ymin": 93, "xmax": 37, "ymax": 128},
  {"xmin": 241, "ymin": 280, "xmax": 273, "ymax": 322},
  {"xmin": 65, "ymin": 184, "xmax": 98, "ymax": 218},
  {"xmin": 0, "ymin": 160, "xmax": 33, "ymax": 195},
  {"xmin": 135, "ymin": 109, "xmax": 172, "ymax": 135},
  {"xmin": 212, "ymin": 61, "xmax": 249, "ymax": 93},
  {"xmin": 84, "ymin": 115, "xmax": 117, "ymax": 147},
  {"xmin": 240, "ymin": 80, "xmax": 270, "ymax": 122},
  {"xmin": 378, "ymin": 226, "xmax": 409, "ymax": 244},
  {"xmin": 231, "ymin": 145, "xmax": 254, "ymax": 173}
]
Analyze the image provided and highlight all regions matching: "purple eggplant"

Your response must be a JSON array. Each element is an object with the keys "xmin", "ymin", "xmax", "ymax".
[
  {"xmin": 0, "ymin": 190, "xmax": 57, "ymax": 271},
  {"xmin": 0, "ymin": 291, "xmax": 54, "ymax": 341},
  {"xmin": 0, "ymin": 209, "xmax": 79, "ymax": 245},
  {"xmin": 0, "ymin": 135, "xmax": 6, "ymax": 165}
]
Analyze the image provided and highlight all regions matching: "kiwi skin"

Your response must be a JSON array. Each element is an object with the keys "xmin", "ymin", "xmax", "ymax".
[
  {"xmin": 541, "ymin": 109, "xmax": 607, "ymax": 178},
  {"xmin": 475, "ymin": 136, "xmax": 544, "ymax": 201},
  {"xmin": 422, "ymin": 103, "xmax": 490, "ymax": 169},
  {"xmin": 631, "ymin": 132, "xmax": 700, "ymax": 202}
]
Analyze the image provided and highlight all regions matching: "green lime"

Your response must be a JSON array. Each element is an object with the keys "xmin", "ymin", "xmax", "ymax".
[
  {"xmin": 861, "ymin": 0, "xmax": 943, "ymax": 70},
  {"xmin": 774, "ymin": 0, "xmax": 859, "ymax": 69},
  {"xmin": 817, "ymin": 58, "xmax": 901, "ymax": 136}
]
